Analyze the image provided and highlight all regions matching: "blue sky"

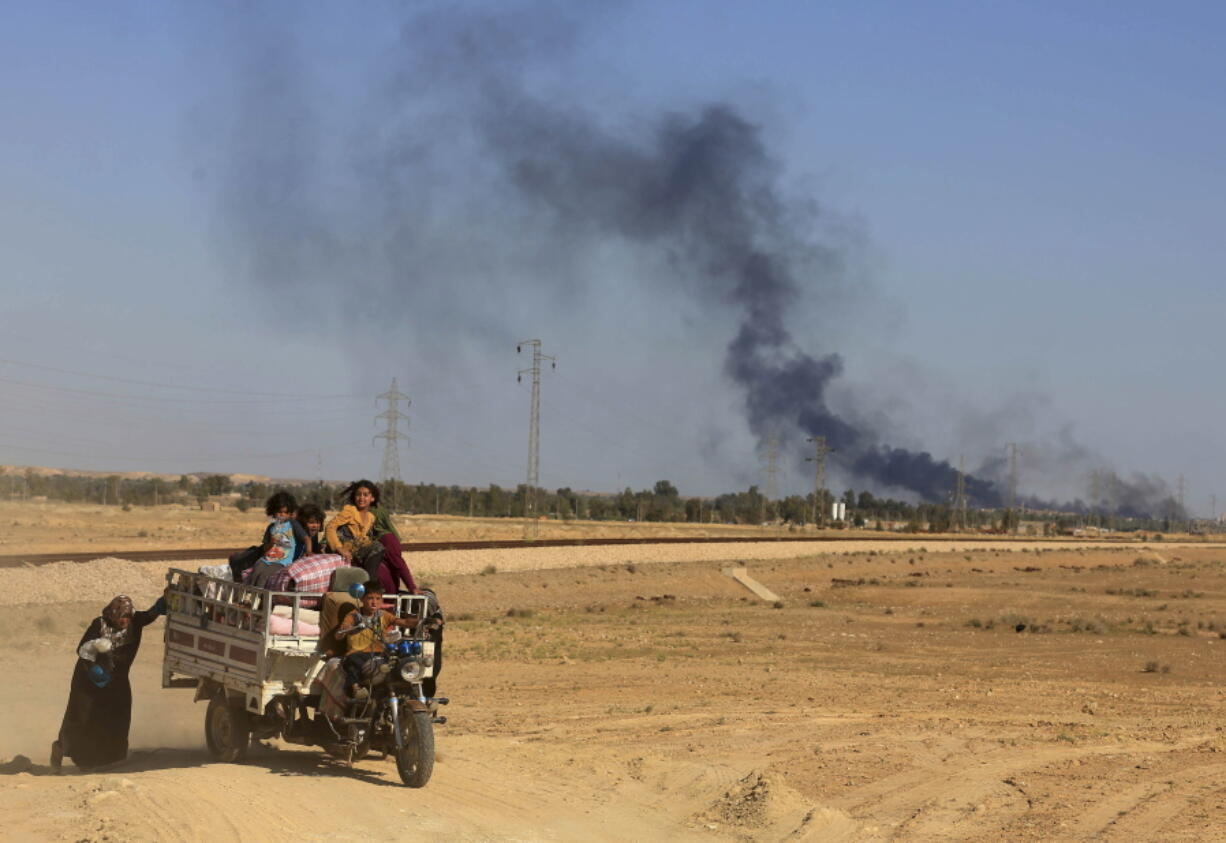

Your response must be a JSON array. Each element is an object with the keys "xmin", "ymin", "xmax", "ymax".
[{"xmin": 0, "ymin": 1, "xmax": 1221, "ymax": 513}]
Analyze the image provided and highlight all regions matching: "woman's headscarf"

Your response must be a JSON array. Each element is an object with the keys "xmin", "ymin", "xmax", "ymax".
[
  {"xmin": 99, "ymin": 595, "xmax": 135, "ymax": 646},
  {"xmin": 102, "ymin": 595, "xmax": 133, "ymax": 626}
]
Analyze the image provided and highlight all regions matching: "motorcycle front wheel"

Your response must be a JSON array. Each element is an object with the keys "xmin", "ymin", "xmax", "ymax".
[{"xmin": 396, "ymin": 710, "xmax": 435, "ymax": 788}]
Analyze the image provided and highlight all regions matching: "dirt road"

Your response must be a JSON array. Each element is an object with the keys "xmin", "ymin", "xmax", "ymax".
[{"xmin": 6, "ymin": 540, "xmax": 1226, "ymax": 840}]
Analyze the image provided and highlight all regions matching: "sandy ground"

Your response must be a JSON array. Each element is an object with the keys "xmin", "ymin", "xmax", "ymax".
[
  {"xmin": 5, "ymin": 508, "xmax": 1226, "ymax": 839},
  {"xmin": 1, "ymin": 499, "xmax": 1204, "ymax": 559},
  {"xmin": 0, "ymin": 499, "xmax": 821, "ymax": 557}
]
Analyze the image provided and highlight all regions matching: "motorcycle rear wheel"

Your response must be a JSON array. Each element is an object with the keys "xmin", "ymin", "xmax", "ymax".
[{"xmin": 396, "ymin": 711, "xmax": 435, "ymax": 788}]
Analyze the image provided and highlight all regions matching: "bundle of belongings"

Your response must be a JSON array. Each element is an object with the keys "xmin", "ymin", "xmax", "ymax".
[
  {"xmin": 194, "ymin": 557, "xmax": 349, "ymax": 629},
  {"xmin": 226, "ymin": 554, "xmax": 350, "ymax": 608}
]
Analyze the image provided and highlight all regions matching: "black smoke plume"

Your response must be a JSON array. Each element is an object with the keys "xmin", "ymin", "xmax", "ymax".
[
  {"xmin": 206, "ymin": 4, "xmax": 1175, "ymax": 516},
  {"xmin": 464, "ymin": 67, "xmax": 999, "ymax": 503}
]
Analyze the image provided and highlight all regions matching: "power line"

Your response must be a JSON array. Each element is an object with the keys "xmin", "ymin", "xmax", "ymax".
[
  {"xmin": 0, "ymin": 399, "xmax": 363, "ymax": 440},
  {"xmin": 0, "ymin": 438, "xmax": 370, "ymax": 466},
  {"xmin": 550, "ymin": 368, "xmax": 702, "ymax": 452},
  {"xmin": 0, "ymin": 374, "xmax": 362, "ymax": 405},
  {"xmin": 374, "ymin": 378, "xmax": 410, "ymax": 512},
  {"xmin": 0, "ymin": 356, "xmax": 362, "ymax": 398},
  {"xmin": 536, "ymin": 393, "xmax": 665, "ymax": 468}
]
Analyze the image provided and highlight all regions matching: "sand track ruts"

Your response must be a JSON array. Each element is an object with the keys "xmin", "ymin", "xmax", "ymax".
[
  {"xmin": 1, "ymin": 540, "xmax": 1213, "ymax": 609},
  {"xmin": 7, "ymin": 539, "xmax": 1226, "ymax": 840}
]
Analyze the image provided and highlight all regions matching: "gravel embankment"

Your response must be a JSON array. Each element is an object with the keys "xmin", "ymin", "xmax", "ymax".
[{"xmin": 3, "ymin": 538, "xmax": 1195, "ymax": 607}]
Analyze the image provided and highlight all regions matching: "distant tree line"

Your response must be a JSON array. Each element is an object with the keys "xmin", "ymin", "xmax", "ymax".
[{"xmin": 2, "ymin": 469, "xmax": 1190, "ymax": 534}]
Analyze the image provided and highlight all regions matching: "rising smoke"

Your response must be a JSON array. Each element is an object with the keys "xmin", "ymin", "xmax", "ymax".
[
  {"xmin": 205, "ymin": 2, "xmax": 1178, "ymax": 517},
  {"xmin": 398, "ymin": 9, "xmax": 1005, "ymax": 505}
]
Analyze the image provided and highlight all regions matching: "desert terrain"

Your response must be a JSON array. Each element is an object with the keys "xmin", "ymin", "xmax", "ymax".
[
  {"xmin": 0, "ymin": 499, "xmax": 823, "ymax": 558},
  {"xmin": 3, "ymin": 503, "xmax": 1226, "ymax": 840},
  {"xmin": 0, "ymin": 498, "xmax": 1187, "ymax": 560}
]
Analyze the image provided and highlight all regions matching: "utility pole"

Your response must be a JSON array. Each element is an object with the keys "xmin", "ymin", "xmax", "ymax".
[
  {"xmin": 374, "ymin": 378, "xmax": 410, "ymax": 512},
  {"xmin": 763, "ymin": 434, "xmax": 780, "ymax": 522},
  {"xmin": 806, "ymin": 436, "xmax": 830, "ymax": 528},
  {"xmin": 517, "ymin": 340, "xmax": 555, "ymax": 539},
  {"xmin": 952, "ymin": 455, "xmax": 968, "ymax": 532},
  {"xmin": 1089, "ymin": 470, "xmax": 1102, "ymax": 529},
  {"xmin": 1007, "ymin": 442, "xmax": 1019, "ymax": 535},
  {"xmin": 1176, "ymin": 474, "xmax": 1186, "ymax": 533},
  {"xmin": 1103, "ymin": 471, "xmax": 1116, "ymax": 532}
]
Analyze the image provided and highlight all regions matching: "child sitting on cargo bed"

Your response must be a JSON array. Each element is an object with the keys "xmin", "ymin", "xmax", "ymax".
[
  {"xmin": 335, "ymin": 581, "xmax": 414, "ymax": 699},
  {"xmin": 246, "ymin": 492, "xmax": 309, "ymax": 589},
  {"xmin": 229, "ymin": 492, "xmax": 315, "ymax": 582},
  {"xmin": 297, "ymin": 503, "xmax": 327, "ymax": 555}
]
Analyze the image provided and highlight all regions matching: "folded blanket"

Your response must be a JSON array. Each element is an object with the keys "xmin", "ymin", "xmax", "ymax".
[
  {"xmin": 271, "ymin": 605, "xmax": 321, "ymax": 625},
  {"xmin": 266, "ymin": 613, "xmax": 320, "ymax": 636}
]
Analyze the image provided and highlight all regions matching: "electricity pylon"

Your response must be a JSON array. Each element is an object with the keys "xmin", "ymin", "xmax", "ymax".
[
  {"xmin": 517, "ymin": 340, "xmax": 555, "ymax": 538},
  {"xmin": 374, "ymin": 378, "xmax": 410, "ymax": 512},
  {"xmin": 952, "ymin": 455, "xmax": 968, "ymax": 531},
  {"xmin": 806, "ymin": 436, "xmax": 830, "ymax": 528},
  {"xmin": 1177, "ymin": 474, "xmax": 1186, "ymax": 533},
  {"xmin": 1006, "ymin": 442, "xmax": 1019, "ymax": 535},
  {"xmin": 763, "ymin": 434, "xmax": 781, "ymax": 502}
]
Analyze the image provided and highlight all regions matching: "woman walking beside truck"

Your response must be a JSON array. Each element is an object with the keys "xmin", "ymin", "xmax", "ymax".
[{"xmin": 51, "ymin": 593, "xmax": 166, "ymax": 772}]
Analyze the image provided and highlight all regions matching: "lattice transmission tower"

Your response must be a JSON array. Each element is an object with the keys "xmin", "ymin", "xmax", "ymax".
[
  {"xmin": 374, "ymin": 378, "xmax": 410, "ymax": 512},
  {"xmin": 952, "ymin": 455, "xmax": 968, "ymax": 531},
  {"xmin": 1176, "ymin": 474, "xmax": 1186, "ymax": 532},
  {"xmin": 517, "ymin": 340, "xmax": 555, "ymax": 537},
  {"xmin": 763, "ymin": 434, "xmax": 781, "ymax": 501},
  {"xmin": 1006, "ymin": 442, "xmax": 1020, "ymax": 534},
  {"xmin": 806, "ymin": 435, "xmax": 831, "ymax": 528}
]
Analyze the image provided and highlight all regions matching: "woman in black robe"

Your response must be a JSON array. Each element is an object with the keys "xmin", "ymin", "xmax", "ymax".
[{"xmin": 51, "ymin": 593, "xmax": 165, "ymax": 772}]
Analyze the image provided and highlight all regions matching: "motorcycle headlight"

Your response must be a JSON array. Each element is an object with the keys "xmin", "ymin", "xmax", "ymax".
[{"xmin": 399, "ymin": 660, "xmax": 425, "ymax": 682}]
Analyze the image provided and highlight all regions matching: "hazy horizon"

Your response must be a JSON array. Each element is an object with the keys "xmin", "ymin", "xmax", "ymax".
[{"xmin": 2, "ymin": 1, "xmax": 1221, "ymax": 516}]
